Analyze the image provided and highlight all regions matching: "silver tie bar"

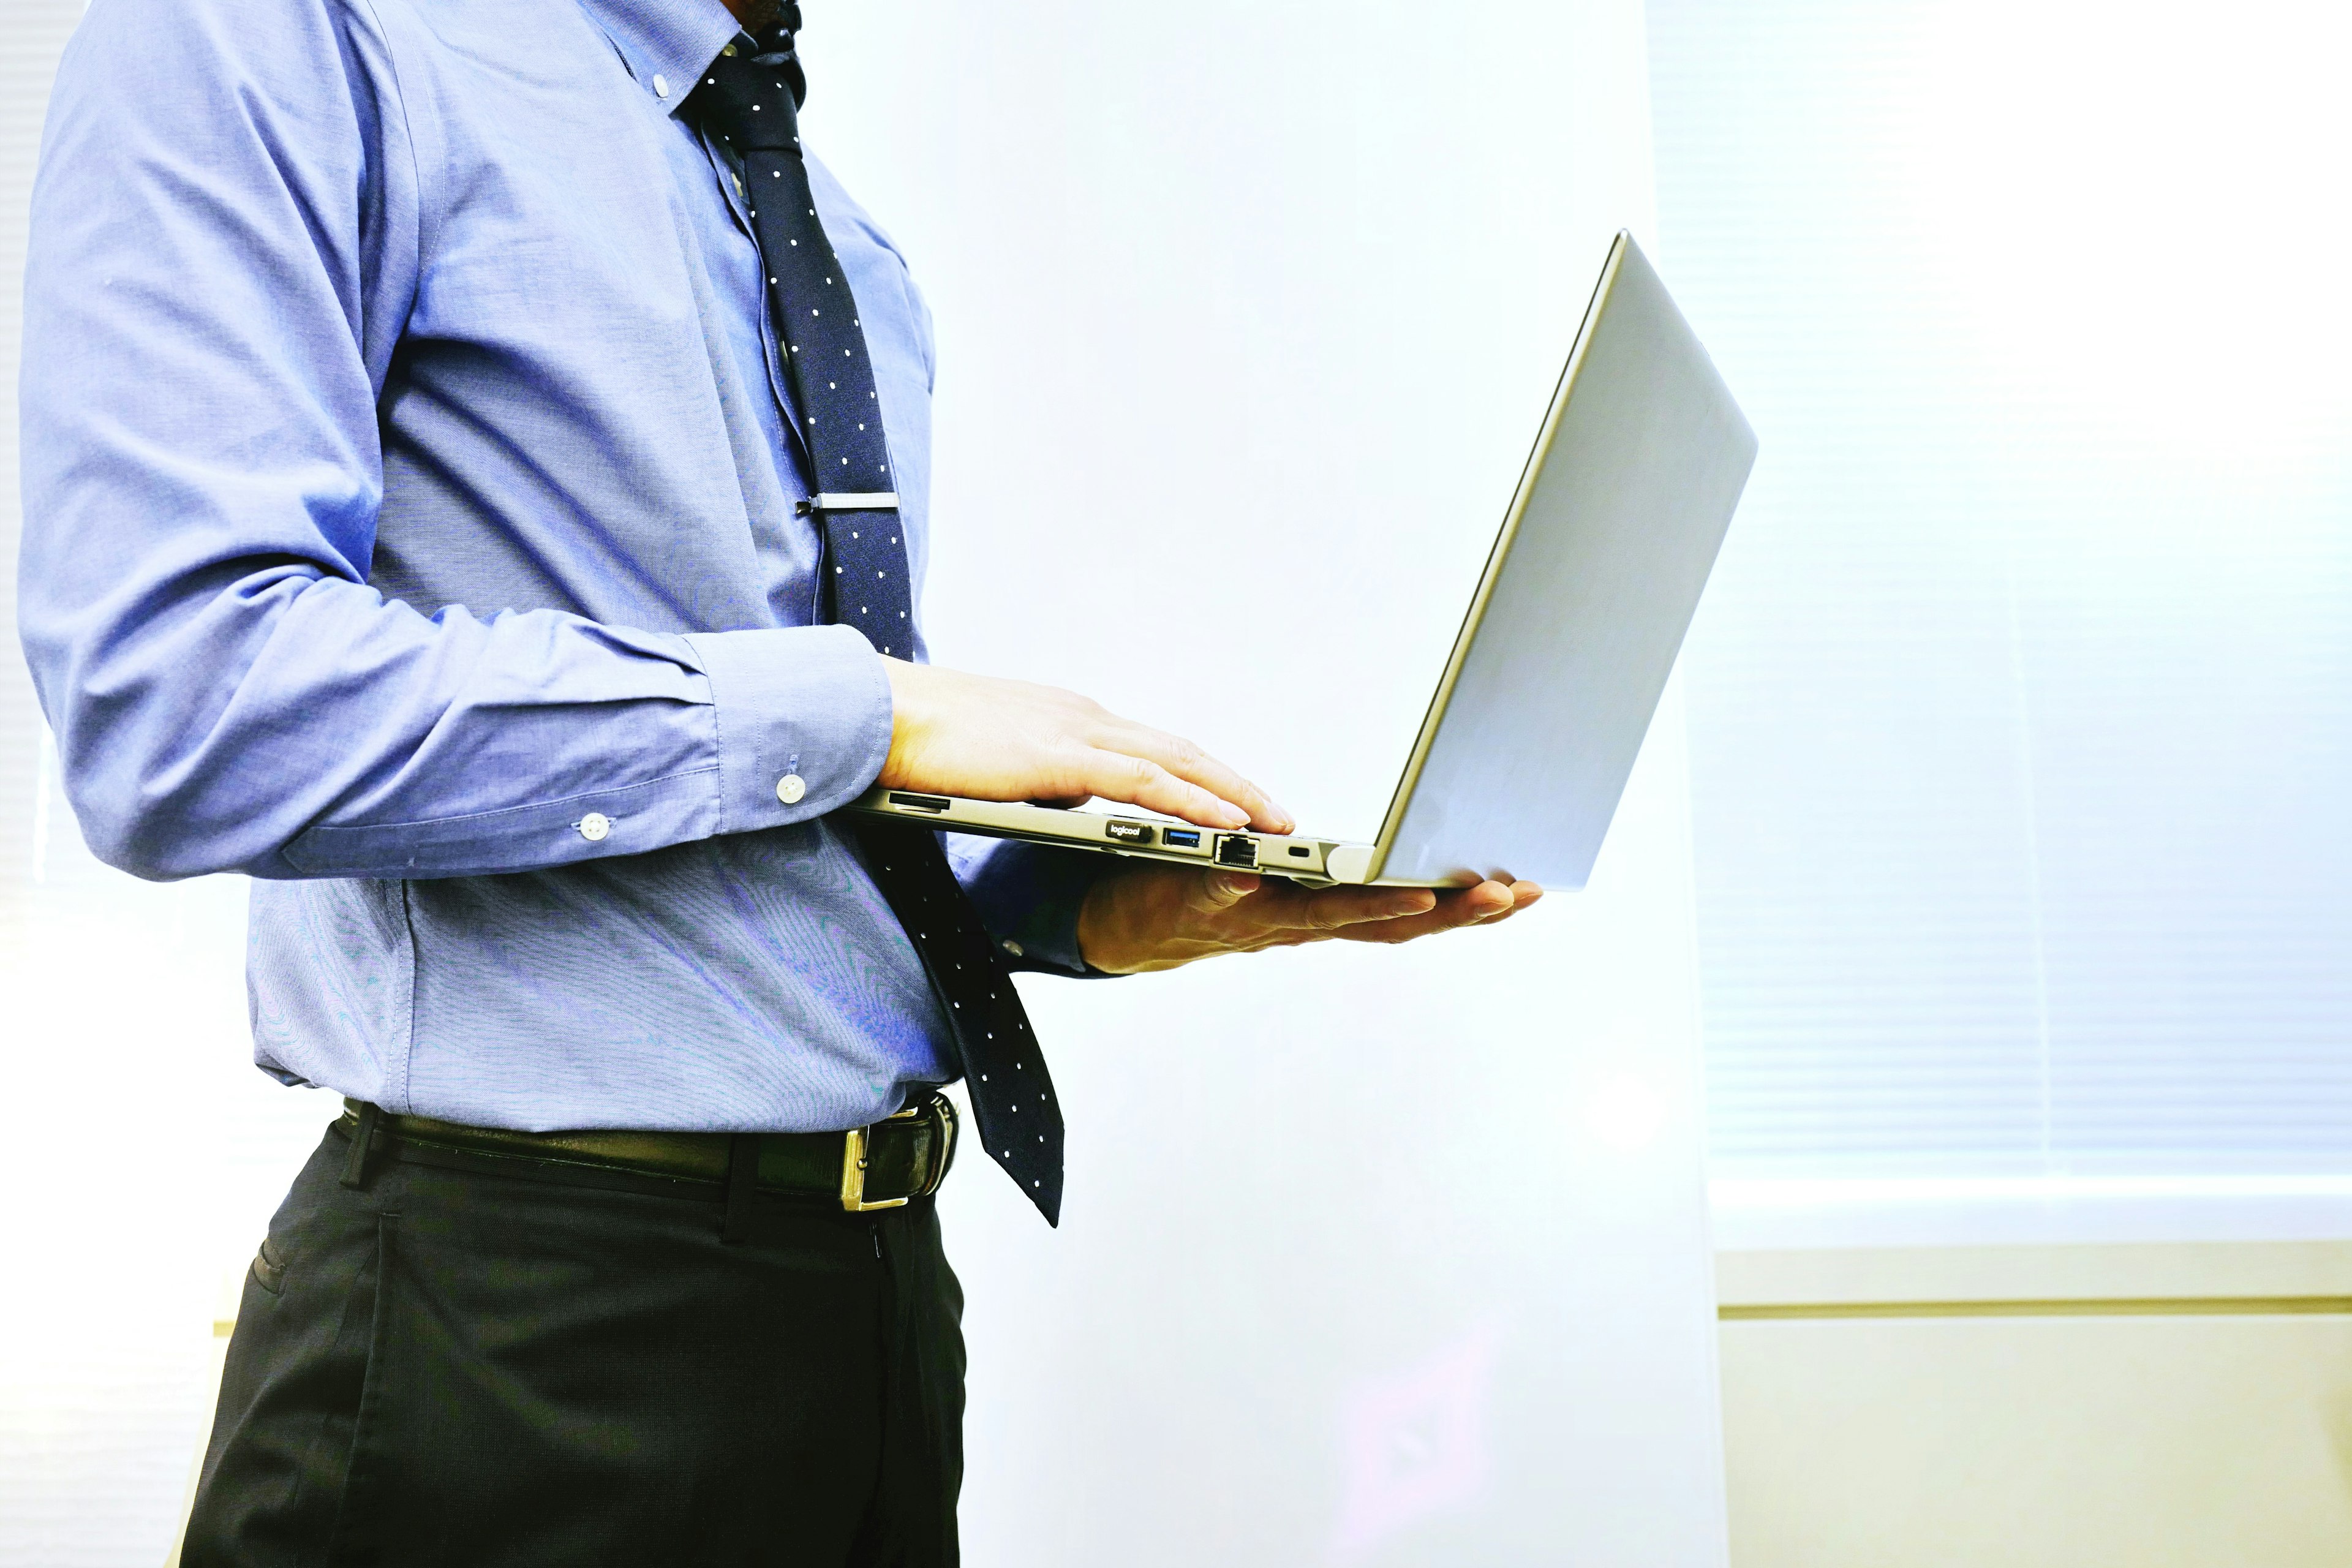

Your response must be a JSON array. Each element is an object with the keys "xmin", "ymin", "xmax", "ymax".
[{"xmin": 797, "ymin": 492, "xmax": 900, "ymax": 514}]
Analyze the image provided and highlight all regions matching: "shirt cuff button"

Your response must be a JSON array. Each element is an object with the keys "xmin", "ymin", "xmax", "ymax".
[
  {"xmin": 776, "ymin": 773, "xmax": 807, "ymax": 805},
  {"xmin": 578, "ymin": 812, "xmax": 611, "ymax": 842}
]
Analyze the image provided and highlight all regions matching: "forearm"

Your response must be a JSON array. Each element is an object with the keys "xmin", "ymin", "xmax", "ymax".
[{"xmin": 21, "ymin": 555, "xmax": 891, "ymax": 881}]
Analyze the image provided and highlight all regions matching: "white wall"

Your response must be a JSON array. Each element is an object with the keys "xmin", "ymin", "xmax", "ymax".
[
  {"xmin": 2, "ymin": 5, "xmax": 347, "ymax": 1562},
  {"xmin": 1, "ymin": 4, "xmax": 1730, "ymax": 1564},
  {"xmin": 810, "ymin": 6, "xmax": 1724, "ymax": 1564}
]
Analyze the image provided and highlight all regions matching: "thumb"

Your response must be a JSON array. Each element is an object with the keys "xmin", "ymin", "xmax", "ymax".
[{"xmin": 1191, "ymin": 869, "xmax": 1261, "ymax": 911}]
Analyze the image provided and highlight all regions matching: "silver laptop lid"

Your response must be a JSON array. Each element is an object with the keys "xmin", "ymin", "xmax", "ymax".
[{"xmin": 1354, "ymin": 232, "xmax": 1755, "ymax": 888}]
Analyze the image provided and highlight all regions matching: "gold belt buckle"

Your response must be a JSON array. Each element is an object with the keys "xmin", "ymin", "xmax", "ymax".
[{"xmin": 840, "ymin": 1098, "xmax": 955, "ymax": 1213}]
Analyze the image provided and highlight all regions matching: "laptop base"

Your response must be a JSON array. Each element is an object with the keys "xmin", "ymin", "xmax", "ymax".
[{"xmin": 845, "ymin": 788, "xmax": 1422, "ymax": 888}]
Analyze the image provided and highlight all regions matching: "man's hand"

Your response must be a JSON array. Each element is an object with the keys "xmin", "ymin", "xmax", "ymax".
[
  {"xmin": 876, "ymin": 658, "xmax": 1540, "ymax": 974},
  {"xmin": 1077, "ymin": 864, "xmax": 1543, "ymax": 975},
  {"xmin": 880, "ymin": 658, "xmax": 1291, "ymax": 831}
]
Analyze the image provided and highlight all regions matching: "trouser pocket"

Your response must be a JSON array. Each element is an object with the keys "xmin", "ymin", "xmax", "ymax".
[{"xmin": 183, "ymin": 1129, "xmax": 390, "ymax": 1568}]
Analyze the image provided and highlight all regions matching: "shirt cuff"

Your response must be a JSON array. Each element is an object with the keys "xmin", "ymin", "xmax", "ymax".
[
  {"xmin": 682, "ymin": 625, "xmax": 893, "ymax": 832},
  {"xmin": 947, "ymin": 834, "xmax": 1125, "ymax": 978}
]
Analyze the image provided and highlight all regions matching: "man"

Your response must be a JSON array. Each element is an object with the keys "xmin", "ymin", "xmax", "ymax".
[{"xmin": 18, "ymin": 0, "xmax": 1539, "ymax": 1559}]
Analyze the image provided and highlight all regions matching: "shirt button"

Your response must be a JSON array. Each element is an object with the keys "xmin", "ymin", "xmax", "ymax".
[
  {"xmin": 776, "ymin": 774, "xmax": 807, "ymax": 805},
  {"xmin": 578, "ymin": 812, "xmax": 611, "ymax": 842},
  {"xmin": 1001, "ymin": 940, "xmax": 1024, "ymax": 958},
  {"xmin": 652, "ymin": 74, "xmax": 670, "ymax": 99}
]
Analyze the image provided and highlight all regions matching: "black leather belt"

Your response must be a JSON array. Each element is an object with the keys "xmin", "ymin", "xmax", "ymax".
[{"xmin": 335, "ymin": 1092, "xmax": 958, "ymax": 1213}]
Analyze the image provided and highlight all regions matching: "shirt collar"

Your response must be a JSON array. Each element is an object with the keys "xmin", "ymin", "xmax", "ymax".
[{"xmin": 574, "ymin": 0, "xmax": 744, "ymax": 116}]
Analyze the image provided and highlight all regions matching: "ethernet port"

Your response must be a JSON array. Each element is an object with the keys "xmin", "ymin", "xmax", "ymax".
[{"xmin": 1213, "ymin": 834, "xmax": 1259, "ymax": 869}]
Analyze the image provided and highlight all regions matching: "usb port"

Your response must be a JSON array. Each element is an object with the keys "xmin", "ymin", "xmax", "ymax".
[
  {"xmin": 888, "ymin": 792, "xmax": 951, "ymax": 813},
  {"xmin": 1105, "ymin": 820, "xmax": 1156, "ymax": 845},
  {"xmin": 1287, "ymin": 845, "xmax": 1312, "ymax": 858},
  {"xmin": 1163, "ymin": 828, "xmax": 1202, "ymax": 850},
  {"xmin": 1214, "ymin": 834, "xmax": 1258, "ymax": 869}
]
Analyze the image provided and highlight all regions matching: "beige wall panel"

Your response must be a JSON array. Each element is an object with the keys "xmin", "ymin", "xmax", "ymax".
[{"xmin": 1721, "ymin": 1314, "xmax": 2352, "ymax": 1567}]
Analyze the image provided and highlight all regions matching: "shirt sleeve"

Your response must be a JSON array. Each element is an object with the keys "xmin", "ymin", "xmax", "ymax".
[
  {"xmin": 16, "ymin": 0, "xmax": 892, "ymax": 883},
  {"xmin": 945, "ymin": 835, "xmax": 1125, "ymax": 978}
]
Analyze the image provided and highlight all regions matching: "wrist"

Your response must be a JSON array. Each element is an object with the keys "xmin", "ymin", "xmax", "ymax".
[
  {"xmin": 682, "ymin": 625, "xmax": 892, "ymax": 830},
  {"xmin": 876, "ymin": 655, "xmax": 927, "ymax": 790},
  {"xmin": 1076, "ymin": 875, "xmax": 1121, "ymax": 974},
  {"xmin": 1076, "ymin": 872, "xmax": 1153, "ymax": 976}
]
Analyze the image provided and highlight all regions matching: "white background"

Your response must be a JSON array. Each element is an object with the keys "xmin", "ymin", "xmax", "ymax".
[{"xmin": 1, "ymin": 1, "xmax": 1728, "ymax": 1563}]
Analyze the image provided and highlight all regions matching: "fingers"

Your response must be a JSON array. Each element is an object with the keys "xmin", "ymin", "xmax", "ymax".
[
  {"xmin": 1087, "ymin": 719, "xmax": 1294, "ymax": 833},
  {"xmin": 1074, "ymin": 750, "xmax": 1251, "ymax": 829},
  {"xmin": 1331, "ymin": 880, "xmax": 1542, "ymax": 945},
  {"xmin": 1246, "ymin": 882, "xmax": 1438, "ymax": 933},
  {"xmin": 1199, "ymin": 877, "xmax": 1544, "ymax": 943},
  {"xmin": 876, "ymin": 662, "xmax": 1292, "ymax": 831},
  {"xmin": 1087, "ymin": 865, "xmax": 1545, "ymax": 975}
]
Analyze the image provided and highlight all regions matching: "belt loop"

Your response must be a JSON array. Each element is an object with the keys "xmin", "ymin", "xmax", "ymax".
[
  {"xmin": 721, "ymin": 1133, "xmax": 760, "ymax": 1244},
  {"xmin": 924, "ymin": 1092, "xmax": 959, "ymax": 1194},
  {"xmin": 339, "ymin": 1102, "xmax": 382, "ymax": 1190}
]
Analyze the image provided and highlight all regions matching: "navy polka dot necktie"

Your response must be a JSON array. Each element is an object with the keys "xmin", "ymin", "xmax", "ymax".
[{"xmin": 690, "ymin": 17, "xmax": 1065, "ymax": 1226}]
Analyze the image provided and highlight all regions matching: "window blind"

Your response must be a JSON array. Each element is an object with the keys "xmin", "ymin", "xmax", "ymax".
[{"xmin": 1648, "ymin": 0, "xmax": 2352, "ymax": 1181}]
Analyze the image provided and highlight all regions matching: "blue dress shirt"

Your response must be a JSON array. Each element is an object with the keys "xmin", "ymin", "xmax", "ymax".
[{"xmin": 17, "ymin": 0, "xmax": 1107, "ymax": 1133}]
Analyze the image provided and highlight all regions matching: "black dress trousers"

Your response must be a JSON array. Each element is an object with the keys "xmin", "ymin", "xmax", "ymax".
[{"xmin": 181, "ymin": 1125, "xmax": 966, "ymax": 1567}]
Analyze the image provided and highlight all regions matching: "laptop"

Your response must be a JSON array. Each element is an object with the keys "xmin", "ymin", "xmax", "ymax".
[{"xmin": 848, "ymin": 232, "xmax": 1757, "ymax": 889}]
